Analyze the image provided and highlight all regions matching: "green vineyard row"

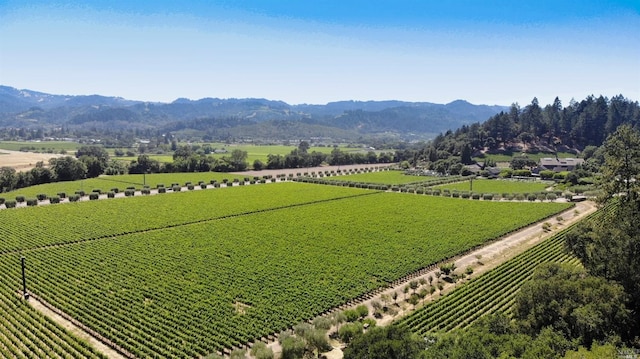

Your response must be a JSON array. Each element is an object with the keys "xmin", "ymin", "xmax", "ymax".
[{"xmin": 396, "ymin": 209, "xmax": 603, "ymax": 335}]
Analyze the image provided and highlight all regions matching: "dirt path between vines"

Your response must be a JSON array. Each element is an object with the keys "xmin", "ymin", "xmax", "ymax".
[
  {"xmin": 265, "ymin": 200, "xmax": 598, "ymax": 358},
  {"xmin": 27, "ymin": 296, "xmax": 126, "ymax": 359}
]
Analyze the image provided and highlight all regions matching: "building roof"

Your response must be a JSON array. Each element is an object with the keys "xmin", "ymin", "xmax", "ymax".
[{"xmin": 539, "ymin": 158, "xmax": 584, "ymax": 167}]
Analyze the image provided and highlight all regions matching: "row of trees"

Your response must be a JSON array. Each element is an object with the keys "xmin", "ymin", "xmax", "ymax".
[{"xmin": 259, "ymin": 142, "xmax": 394, "ymax": 170}]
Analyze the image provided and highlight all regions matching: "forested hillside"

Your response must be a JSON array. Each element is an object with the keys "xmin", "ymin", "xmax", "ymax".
[{"xmin": 417, "ymin": 95, "xmax": 639, "ymax": 167}]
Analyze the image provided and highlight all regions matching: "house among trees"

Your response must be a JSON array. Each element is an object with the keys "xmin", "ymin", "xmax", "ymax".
[{"xmin": 538, "ymin": 157, "xmax": 584, "ymax": 172}]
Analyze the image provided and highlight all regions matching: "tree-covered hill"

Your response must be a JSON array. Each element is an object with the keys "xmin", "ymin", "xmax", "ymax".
[{"xmin": 422, "ymin": 95, "xmax": 640, "ymax": 161}]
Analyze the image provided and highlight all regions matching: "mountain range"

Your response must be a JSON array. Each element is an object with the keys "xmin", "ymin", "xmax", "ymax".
[{"xmin": 0, "ymin": 85, "xmax": 507, "ymax": 140}]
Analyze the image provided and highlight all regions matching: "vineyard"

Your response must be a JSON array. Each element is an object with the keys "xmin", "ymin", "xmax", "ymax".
[
  {"xmin": 334, "ymin": 170, "xmax": 436, "ymax": 184},
  {"xmin": 0, "ymin": 262, "xmax": 105, "ymax": 358},
  {"xmin": 5, "ymin": 172, "xmax": 272, "ymax": 199},
  {"xmin": 0, "ymin": 183, "xmax": 570, "ymax": 357},
  {"xmin": 395, "ymin": 211, "xmax": 601, "ymax": 335},
  {"xmin": 435, "ymin": 178, "xmax": 550, "ymax": 194},
  {"xmin": 0, "ymin": 183, "xmax": 371, "ymax": 253}
]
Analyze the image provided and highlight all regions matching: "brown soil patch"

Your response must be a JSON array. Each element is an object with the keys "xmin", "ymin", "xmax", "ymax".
[{"xmin": 0, "ymin": 149, "xmax": 62, "ymax": 170}]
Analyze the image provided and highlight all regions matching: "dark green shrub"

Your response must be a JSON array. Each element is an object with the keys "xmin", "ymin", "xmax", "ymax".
[
  {"xmin": 37, "ymin": 193, "xmax": 47, "ymax": 201},
  {"xmin": 124, "ymin": 190, "xmax": 135, "ymax": 197},
  {"xmin": 141, "ymin": 188, "xmax": 151, "ymax": 195},
  {"xmin": 158, "ymin": 187, "xmax": 167, "ymax": 194},
  {"xmin": 344, "ymin": 309, "xmax": 360, "ymax": 322},
  {"xmin": 57, "ymin": 192, "xmax": 66, "ymax": 198},
  {"xmin": 110, "ymin": 188, "xmax": 119, "ymax": 193},
  {"xmin": 5, "ymin": 200, "xmax": 16, "ymax": 208},
  {"xmin": 126, "ymin": 186, "xmax": 135, "ymax": 190},
  {"xmin": 89, "ymin": 193, "xmax": 99, "ymax": 200},
  {"xmin": 172, "ymin": 185, "xmax": 181, "ymax": 192},
  {"xmin": 157, "ymin": 183, "xmax": 165, "ymax": 189},
  {"xmin": 472, "ymin": 193, "xmax": 481, "ymax": 200},
  {"xmin": 75, "ymin": 190, "xmax": 85, "ymax": 197},
  {"xmin": 92, "ymin": 189, "xmax": 102, "ymax": 194},
  {"xmin": 187, "ymin": 184, "xmax": 195, "ymax": 190},
  {"xmin": 0, "ymin": 198, "xmax": 4, "ymax": 205},
  {"xmin": 107, "ymin": 191, "xmax": 116, "ymax": 198},
  {"xmin": 69, "ymin": 195, "xmax": 80, "ymax": 202},
  {"xmin": 49, "ymin": 196, "xmax": 60, "ymax": 204},
  {"xmin": 26, "ymin": 198, "xmax": 38, "ymax": 206},
  {"xmin": 200, "ymin": 183, "xmax": 207, "ymax": 189},
  {"xmin": 15, "ymin": 195, "xmax": 25, "ymax": 203}
]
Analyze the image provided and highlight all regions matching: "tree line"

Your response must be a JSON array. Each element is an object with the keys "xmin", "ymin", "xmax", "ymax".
[
  {"xmin": 406, "ymin": 95, "xmax": 639, "ymax": 174},
  {"xmin": 0, "ymin": 142, "xmax": 396, "ymax": 193}
]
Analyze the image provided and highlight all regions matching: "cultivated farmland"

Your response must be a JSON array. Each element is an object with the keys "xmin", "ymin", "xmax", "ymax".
[
  {"xmin": 5, "ymin": 172, "xmax": 268, "ymax": 199},
  {"xmin": 0, "ymin": 183, "xmax": 570, "ymax": 357},
  {"xmin": 435, "ymin": 178, "xmax": 550, "ymax": 194},
  {"xmin": 396, "ymin": 225, "xmax": 582, "ymax": 335},
  {"xmin": 334, "ymin": 170, "xmax": 435, "ymax": 184}
]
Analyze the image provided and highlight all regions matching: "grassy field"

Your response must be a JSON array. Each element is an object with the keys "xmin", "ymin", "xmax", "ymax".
[
  {"xmin": 0, "ymin": 140, "xmax": 82, "ymax": 152},
  {"xmin": 435, "ymin": 178, "xmax": 551, "ymax": 194},
  {"xmin": 474, "ymin": 151, "xmax": 578, "ymax": 163},
  {"xmin": 0, "ymin": 183, "xmax": 570, "ymax": 357},
  {"xmin": 334, "ymin": 170, "xmax": 436, "ymax": 185}
]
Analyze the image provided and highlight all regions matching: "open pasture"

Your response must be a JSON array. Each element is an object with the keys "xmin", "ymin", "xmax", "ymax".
[
  {"xmin": 0, "ymin": 183, "xmax": 570, "ymax": 357},
  {"xmin": 474, "ymin": 151, "xmax": 577, "ymax": 163},
  {"xmin": 0, "ymin": 141, "xmax": 81, "ymax": 153},
  {"xmin": 435, "ymin": 178, "xmax": 550, "ymax": 194}
]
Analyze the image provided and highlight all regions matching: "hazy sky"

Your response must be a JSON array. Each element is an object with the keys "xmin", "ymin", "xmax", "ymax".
[{"xmin": 1, "ymin": 1, "xmax": 638, "ymax": 106}]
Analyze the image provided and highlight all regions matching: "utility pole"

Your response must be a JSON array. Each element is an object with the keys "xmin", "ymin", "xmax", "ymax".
[
  {"xmin": 470, "ymin": 178, "xmax": 473, "ymax": 192},
  {"xmin": 21, "ymin": 257, "xmax": 29, "ymax": 300}
]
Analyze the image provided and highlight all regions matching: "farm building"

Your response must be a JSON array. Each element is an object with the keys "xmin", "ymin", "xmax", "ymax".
[{"xmin": 538, "ymin": 157, "xmax": 584, "ymax": 172}]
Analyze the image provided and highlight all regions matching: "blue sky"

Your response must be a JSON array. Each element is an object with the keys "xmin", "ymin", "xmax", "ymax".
[{"xmin": 1, "ymin": 1, "xmax": 638, "ymax": 106}]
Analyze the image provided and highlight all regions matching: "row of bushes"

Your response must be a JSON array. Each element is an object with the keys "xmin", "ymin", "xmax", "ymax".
[{"xmin": 0, "ymin": 175, "xmax": 289, "ymax": 209}]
